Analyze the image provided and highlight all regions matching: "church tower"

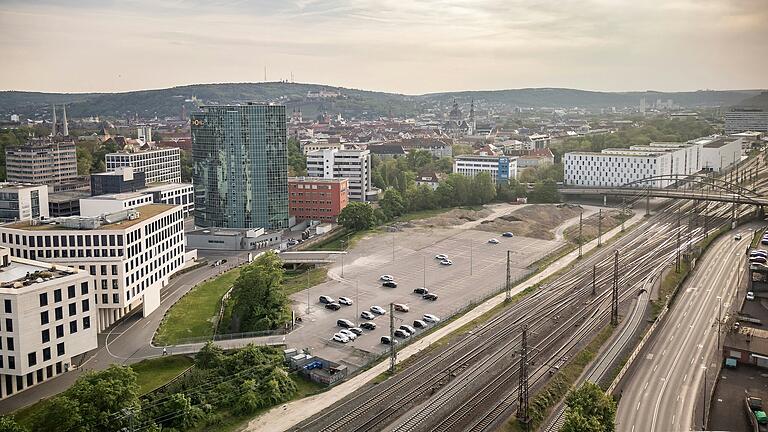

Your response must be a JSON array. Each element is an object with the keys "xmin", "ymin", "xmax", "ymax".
[
  {"xmin": 50, "ymin": 104, "xmax": 57, "ymax": 136},
  {"xmin": 61, "ymin": 104, "xmax": 69, "ymax": 136}
]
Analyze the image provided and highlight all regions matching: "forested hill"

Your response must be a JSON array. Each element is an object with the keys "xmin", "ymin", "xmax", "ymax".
[{"xmin": 0, "ymin": 82, "xmax": 761, "ymax": 120}]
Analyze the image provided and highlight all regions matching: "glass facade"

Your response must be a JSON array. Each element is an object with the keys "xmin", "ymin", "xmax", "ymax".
[{"xmin": 191, "ymin": 104, "xmax": 289, "ymax": 230}]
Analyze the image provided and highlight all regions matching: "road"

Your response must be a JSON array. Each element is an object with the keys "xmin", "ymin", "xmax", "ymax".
[
  {"xmin": 616, "ymin": 225, "xmax": 751, "ymax": 432},
  {"xmin": 0, "ymin": 249, "xmax": 250, "ymax": 414}
]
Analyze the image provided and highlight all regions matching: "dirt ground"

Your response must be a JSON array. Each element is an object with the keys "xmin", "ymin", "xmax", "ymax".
[
  {"xmin": 563, "ymin": 209, "xmax": 628, "ymax": 243},
  {"xmin": 407, "ymin": 204, "xmax": 589, "ymax": 240}
]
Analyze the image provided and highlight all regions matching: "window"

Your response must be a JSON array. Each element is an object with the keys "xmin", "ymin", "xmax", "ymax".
[
  {"xmin": 39, "ymin": 293, "xmax": 48, "ymax": 307},
  {"xmin": 83, "ymin": 316, "xmax": 91, "ymax": 330},
  {"xmin": 55, "ymin": 325, "xmax": 63, "ymax": 338},
  {"xmin": 68, "ymin": 303, "xmax": 76, "ymax": 316},
  {"xmin": 3, "ymin": 299, "xmax": 10, "ymax": 313},
  {"xmin": 8, "ymin": 356, "xmax": 15, "ymax": 369},
  {"xmin": 67, "ymin": 285, "xmax": 76, "ymax": 299},
  {"xmin": 54, "ymin": 289, "xmax": 62, "ymax": 303},
  {"xmin": 56, "ymin": 343, "xmax": 64, "ymax": 356},
  {"xmin": 81, "ymin": 282, "xmax": 89, "ymax": 295},
  {"xmin": 43, "ymin": 347, "xmax": 51, "ymax": 361},
  {"xmin": 113, "ymin": 293, "xmax": 119, "ymax": 304},
  {"xmin": 41, "ymin": 329, "xmax": 50, "ymax": 343},
  {"xmin": 40, "ymin": 311, "xmax": 49, "ymax": 325},
  {"xmin": 28, "ymin": 352, "xmax": 36, "ymax": 367},
  {"xmin": 111, "ymin": 265, "xmax": 118, "ymax": 275},
  {"xmin": 5, "ymin": 318, "xmax": 12, "ymax": 332},
  {"xmin": 7, "ymin": 337, "xmax": 14, "ymax": 351},
  {"xmin": 55, "ymin": 307, "xmax": 62, "ymax": 321},
  {"xmin": 69, "ymin": 321, "xmax": 77, "ymax": 334},
  {"xmin": 82, "ymin": 299, "xmax": 89, "ymax": 312}
]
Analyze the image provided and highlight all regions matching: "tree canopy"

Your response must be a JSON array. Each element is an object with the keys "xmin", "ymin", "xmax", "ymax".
[
  {"xmin": 230, "ymin": 251, "xmax": 291, "ymax": 332},
  {"xmin": 338, "ymin": 202, "xmax": 376, "ymax": 231},
  {"xmin": 561, "ymin": 382, "xmax": 616, "ymax": 432}
]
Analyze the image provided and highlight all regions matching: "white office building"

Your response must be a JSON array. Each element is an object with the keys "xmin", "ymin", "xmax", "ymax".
[
  {"xmin": 628, "ymin": 142, "xmax": 702, "ymax": 176},
  {"xmin": 453, "ymin": 155, "xmax": 518, "ymax": 183},
  {"xmin": 81, "ymin": 183, "xmax": 194, "ymax": 218},
  {"xmin": 0, "ymin": 184, "xmax": 49, "ymax": 222},
  {"xmin": 137, "ymin": 126, "xmax": 152, "ymax": 143},
  {"xmin": 306, "ymin": 148, "xmax": 376, "ymax": 201},
  {"xmin": 0, "ymin": 204, "xmax": 187, "ymax": 331},
  {"xmin": 0, "ymin": 247, "xmax": 97, "ymax": 399},
  {"xmin": 725, "ymin": 109, "xmax": 768, "ymax": 134},
  {"xmin": 695, "ymin": 137, "xmax": 743, "ymax": 172},
  {"xmin": 105, "ymin": 147, "xmax": 181, "ymax": 184},
  {"xmin": 564, "ymin": 150, "xmax": 674, "ymax": 188}
]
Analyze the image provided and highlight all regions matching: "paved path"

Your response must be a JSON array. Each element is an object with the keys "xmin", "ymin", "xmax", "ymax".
[
  {"xmin": 244, "ymin": 212, "xmax": 645, "ymax": 432},
  {"xmin": 553, "ymin": 205, "xmax": 600, "ymax": 241}
]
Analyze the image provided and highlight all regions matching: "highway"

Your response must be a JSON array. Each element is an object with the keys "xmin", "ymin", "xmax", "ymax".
[{"xmin": 616, "ymin": 225, "xmax": 751, "ymax": 432}]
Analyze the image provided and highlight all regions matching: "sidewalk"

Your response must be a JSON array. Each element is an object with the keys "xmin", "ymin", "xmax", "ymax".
[{"xmin": 244, "ymin": 212, "xmax": 646, "ymax": 432}]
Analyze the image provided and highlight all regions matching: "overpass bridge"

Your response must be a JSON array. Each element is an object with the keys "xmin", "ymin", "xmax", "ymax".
[{"xmin": 278, "ymin": 251, "xmax": 344, "ymax": 268}]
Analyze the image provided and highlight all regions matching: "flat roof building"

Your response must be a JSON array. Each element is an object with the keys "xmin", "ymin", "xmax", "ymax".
[
  {"xmin": 453, "ymin": 155, "xmax": 518, "ymax": 184},
  {"xmin": 5, "ymin": 138, "xmax": 78, "ymax": 186},
  {"xmin": 105, "ymin": 147, "xmax": 181, "ymax": 184},
  {"xmin": 0, "ymin": 183, "xmax": 49, "ymax": 222},
  {"xmin": 725, "ymin": 109, "xmax": 768, "ymax": 134},
  {"xmin": 306, "ymin": 148, "xmax": 376, "ymax": 202},
  {"xmin": 90, "ymin": 167, "xmax": 146, "ymax": 196},
  {"xmin": 288, "ymin": 177, "xmax": 349, "ymax": 223}
]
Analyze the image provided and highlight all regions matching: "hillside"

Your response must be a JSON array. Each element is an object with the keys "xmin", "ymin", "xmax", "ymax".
[
  {"xmin": 0, "ymin": 83, "xmax": 762, "ymax": 120},
  {"xmin": 732, "ymin": 91, "xmax": 768, "ymax": 110}
]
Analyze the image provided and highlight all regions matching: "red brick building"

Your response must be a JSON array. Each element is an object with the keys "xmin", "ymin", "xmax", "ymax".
[{"xmin": 288, "ymin": 177, "xmax": 349, "ymax": 222}]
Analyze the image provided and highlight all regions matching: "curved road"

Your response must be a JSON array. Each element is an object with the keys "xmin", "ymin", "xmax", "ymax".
[{"xmin": 616, "ymin": 226, "xmax": 751, "ymax": 432}]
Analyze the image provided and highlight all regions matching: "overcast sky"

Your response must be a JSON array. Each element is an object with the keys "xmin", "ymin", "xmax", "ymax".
[{"xmin": 1, "ymin": 0, "xmax": 766, "ymax": 94}]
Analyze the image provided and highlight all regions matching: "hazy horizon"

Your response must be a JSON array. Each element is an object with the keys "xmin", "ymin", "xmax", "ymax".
[{"xmin": 1, "ymin": 0, "xmax": 767, "ymax": 94}]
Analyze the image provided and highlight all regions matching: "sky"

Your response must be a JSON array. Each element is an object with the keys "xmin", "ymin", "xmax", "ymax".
[{"xmin": 0, "ymin": 0, "xmax": 767, "ymax": 95}]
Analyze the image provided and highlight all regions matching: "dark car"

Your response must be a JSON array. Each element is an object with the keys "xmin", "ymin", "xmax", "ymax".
[
  {"xmin": 360, "ymin": 322, "xmax": 377, "ymax": 330},
  {"xmin": 325, "ymin": 302, "xmax": 341, "ymax": 311},
  {"xmin": 423, "ymin": 293, "xmax": 438, "ymax": 301},
  {"xmin": 383, "ymin": 281, "xmax": 398, "ymax": 288},
  {"xmin": 413, "ymin": 319, "xmax": 427, "ymax": 329},
  {"xmin": 381, "ymin": 336, "xmax": 398, "ymax": 345},
  {"xmin": 413, "ymin": 287, "xmax": 428, "ymax": 295}
]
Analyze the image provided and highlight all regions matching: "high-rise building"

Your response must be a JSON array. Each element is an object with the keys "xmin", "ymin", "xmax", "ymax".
[
  {"xmin": 191, "ymin": 104, "xmax": 289, "ymax": 230},
  {"xmin": 105, "ymin": 147, "xmax": 181, "ymax": 184},
  {"xmin": 137, "ymin": 125, "xmax": 152, "ymax": 143},
  {"xmin": 306, "ymin": 148, "xmax": 375, "ymax": 201},
  {"xmin": 725, "ymin": 109, "xmax": 768, "ymax": 134},
  {"xmin": 5, "ymin": 138, "xmax": 78, "ymax": 185}
]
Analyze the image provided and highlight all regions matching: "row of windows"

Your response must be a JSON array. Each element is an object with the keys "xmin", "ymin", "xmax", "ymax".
[
  {"xmin": 1, "ymin": 232, "xmax": 125, "ymax": 248},
  {"xmin": 39, "ymin": 283, "xmax": 88, "ymax": 307}
]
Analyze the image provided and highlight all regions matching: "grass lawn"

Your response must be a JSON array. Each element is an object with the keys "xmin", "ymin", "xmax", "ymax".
[
  {"xmin": 154, "ymin": 267, "xmax": 242, "ymax": 345},
  {"xmin": 282, "ymin": 267, "xmax": 328, "ymax": 296},
  {"xmin": 308, "ymin": 229, "xmax": 375, "ymax": 251},
  {"xmin": 131, "ymin": 355, "xmax": 194, "ymax": 394}
]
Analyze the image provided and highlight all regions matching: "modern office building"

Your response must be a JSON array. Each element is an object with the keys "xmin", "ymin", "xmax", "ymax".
[
  {"xmin": 191, "ymin": 104, "xmax": 289, "ymax": 230},
  {"xmin": 0, "ymin": 184, "xmax": 49, "ymax": 222},
  {"xmin": 0, "ymin": 247, "xmax": 97, "ymax": 399},
  {"xmin": 141, "ymin": 183, "xmax": 194, "ymax": 216},
  {"xmin": 306, "ymin": 148, "xmax": 375, "ymax": 201},
  {"xmin": 288, "ymin": 177, "xmax": 349, "ymax": 223},
  {"xmin": 90, "ymin": 167, "xmax": 147, "ymax": 196},
  {"xmin": 105, "ymin": 147, "xmax": 181, "ymax": 184},
  {"xmin": 81, "ymin": 184, "xmax": 193, "ymax": 218},
  {"xmin": 453, "ymin": 155, "xmax": 518, "ymax": 184},
  {"xmin": 48, "ymin": 191, "xmax": 90, "ymax": 218},
  {"xmin": 5, "ymin": 138, "xmax": 78, "ymax": 185},
  {"xmin": 137, "ymin": 125, "xmax": 152, "ymax": 143},
  {"xmin": 0, "ymin": 204, "xmax": 187, "ymax": 331},
  {"xmin": 725, "ymin": 109, "xmax": 768, "ymax": 134},
  {"xmin": 564, "ymin": 150, "xmax": 673, "ymax": 188}
]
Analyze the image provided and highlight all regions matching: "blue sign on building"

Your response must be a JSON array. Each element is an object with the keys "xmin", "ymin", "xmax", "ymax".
[{"xmin": 497, "ymin": 157, "xmax": 510, "ymax": 183}]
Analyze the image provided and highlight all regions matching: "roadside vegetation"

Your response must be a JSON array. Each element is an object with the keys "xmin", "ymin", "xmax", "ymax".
[
  {"xmin": 131, "ymin": 356, "xmax": 194, "ymax": 395},
  {"xmin": 561, "ymin": 382, "xmax": 617, "ymax": 432},
  {"xmin": 3, "ymin": 344, "xmax": 321, "ymax": 432}
]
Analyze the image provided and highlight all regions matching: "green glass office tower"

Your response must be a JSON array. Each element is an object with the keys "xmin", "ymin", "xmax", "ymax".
[{"xmin": 191, "ymin": 104, "xmax": 289, "ymax": 230}]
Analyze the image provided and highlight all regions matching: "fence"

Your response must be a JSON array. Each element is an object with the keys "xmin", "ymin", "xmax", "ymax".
[{"xmin": 165, "ymin": 328, "xmax": 288, "ymax": 347}]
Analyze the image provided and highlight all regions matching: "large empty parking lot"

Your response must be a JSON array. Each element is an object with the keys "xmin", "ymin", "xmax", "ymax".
[{"xmin": 285, "ymin": 217, "xmax": 565, "ymax": 369}]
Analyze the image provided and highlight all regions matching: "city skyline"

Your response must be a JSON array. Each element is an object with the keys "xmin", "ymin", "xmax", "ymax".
[{"xmin": 1, "ymin": 0, "xmax": 767, "ymax": 95}]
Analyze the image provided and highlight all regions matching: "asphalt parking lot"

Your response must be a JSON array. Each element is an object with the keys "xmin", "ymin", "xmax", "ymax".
[
  {"xmin": 285, "ymin": 226, "xmax": 563, "ymax": 368},
  {"xmin": 709, "ymin": 363, "xmax": 768, "ymax": 431}
]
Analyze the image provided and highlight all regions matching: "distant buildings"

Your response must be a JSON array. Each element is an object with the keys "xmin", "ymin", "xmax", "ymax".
[
  {"xmin": 453, "ymin": 155, "xmax": 518, "ymax": 184},
  {"xmin": 136, "ymin": 125, "xmax": 152, "ymax": 143},
  {"xmin": 507, "ymin": 148, "xmax": 555, "ymax": 169},
  {"xmin": 306, "ymin": 148, "xmax": 376, "ymax": 202},
  {"xmin": 90, "ymin": 167, "xmax": 146, "ymax": 196},
  {"xmin": 0, "ymin": 183, "xmax": 49, "ymax": 222},
  {"xmin": 105, "ymin": 147, "xmax": 181, "ymax": 184},
  {"xmin": 725, "ymin": 109, "xmax": 768, "ymax": 134},
  {"xmin": 0, "ymin": 204, "xmax": 187, "ymax": 331},
  {"xmin": 0, "ymin": 247, "xmax": 97, "ymax": 400},
  {"xmin": 288, "ymin": 177, "xmax": 349, "ymax": 223},
  {"xmin": 191, "ymin": 104, "xmax": 289, "ymax": 230},
  {"xmin": 5, "ymin": 138, "xmax": 78, "ymax": 185}
]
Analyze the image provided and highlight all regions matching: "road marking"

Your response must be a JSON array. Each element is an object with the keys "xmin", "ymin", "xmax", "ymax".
[
  {"xmin": 637, "ymin": 401, "xmax": 641, "ymax": 411},
  {"xmin": 654, "ymin": 364, "xmax": 658, "ymax": 372},
  {"xmin": 662, "ymin": 349, "xmax": 667, "ymax": 356},
  {"xmin": 672, "ymin": 415, "xmax": 676, "ymax": 425},
  {"xmin": 683, "ymin": 374, "xmax": 688, "ymax": 382},
  {"xmin": 644, "ymin": 381, "xmax": 649, "ymax": 390}
]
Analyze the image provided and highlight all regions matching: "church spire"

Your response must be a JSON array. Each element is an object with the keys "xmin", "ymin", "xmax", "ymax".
[
  {"xmin": 61, "ymin": 104, "xmax": 69, "ymax": 136},
  {"xmin": 51, "ymin": 104, "xmax": 57, "ymax": 136}
]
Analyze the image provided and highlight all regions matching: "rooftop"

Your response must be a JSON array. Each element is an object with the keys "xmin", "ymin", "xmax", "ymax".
[
  {"xmin": 703, "ymin": 138, "xmax": 736, "ymax": 149},
  {"xmin": 5, "ymin": 204, "xmax": 174, "ymax": 231},
  {"xmin": 142, "ymin": 182, "xmax": 193, "ymax": 192},
  {"xmin": 0, "ymin": 182, "xmax": 46, "ymax": 191},
  {"xmin": 289, "ymin": 177, "xmax": 347, "ymax": 183}
]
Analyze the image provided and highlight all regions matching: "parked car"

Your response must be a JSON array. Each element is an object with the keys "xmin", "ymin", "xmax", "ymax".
[
  {"xmin": 319, "ymin": 295, "xmax": 335, "ymax": 304},
  {"xmin": 360, "ymin": 311, "xmax": 376, "ymax": 320},
  {"xmin": 360, "ymin": 322, "xmax": 377, "ymax": 330},
  {"xmin": 413, "ymin": 287, "xmax": 429, "ymax": 295},
  {"xmin": 349, "ymin": 327, "xmax": 364, "ymax": 335},
  {"xmin": 370, "ymin": 305, "xmax": 387, "ymax": 315},
  {"xmin": 303, "ymin": 361, "xmax": 323, "ymax": 370},
  {"xmin": 332, "ymin": 333, "xmax": 349, "ymax": 343},
  {"xmin": 734, "ymin": 234, "xmax": 742, "ymax": 240},
  {"xmin": 423, "ymin": 314, "xmax": 440, "ymax": 323},
  {"xmin": 488, "ymin": 238, "xmax": 500, "ymax": 244},
  {"xmin": 381, "ymin": 335, "xmax": 398, "ymax": 345},
  {"xmin": 750, "ymin": 256, "xmax": 768, "ymax": 264},
  {"xmin": 287, "ymin": 239, "xmax": 299, "ymax": 246},
  {"xmin": 383, "ymin": 281, "xmax": 398, "ymax": 288},
  {"xmin": 339, "ymin": 329, "xmax": 357, "ymax": 340},
  {"xmin": 747, "ymin": 291, "xmax": 756, "ymax": 301},
  {"xmin": 394, "ymin": 329, "xmax": 409, "ymax": 338},
  {"xmin": 339, "ymin": 296, "xmax": 353, "ymax": 305},
  {"xmin": 337, "ymin": 318, "xmax": 355, "ymax": 328},
  {"xmin": 380, "ymin": 274, "xmax": 394, "ymax": 281},
  {"xmin": 440, "ymin": 259, "xmax": 453, "ymax": 266},
  {"xmin": 400, "ymin": 324, "xmax": 416, "ymax": 335},
  {"xmin": 435, "ymin": 254, "xmax": 448, "ymax": 260},
  {"xmin": 413, "ymin": 319, "xmax": 427, "ymax": 329},
  {"xmin": 502, "ymin": 232, "xmax": 514, "ymax": 237},
  {"xmin": 423, "ymin": 293, "xmax": 439, "ymax": 301},
  {"xmin": 325, "ymin": 302, "xmax": 341, "ymax": 311},
  {"xmin": 394, "ymin": 303, "xmax": 409, "ymax": 312}
]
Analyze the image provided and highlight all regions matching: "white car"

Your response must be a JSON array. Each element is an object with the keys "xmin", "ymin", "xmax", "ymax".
[
  {"xmin": 423, "ymin": 314, "xmax": 440, "ymax": 323},
  {"xmin": 394, "ymin": 303, "xmax": 409, "ymax": 312},
  {"xmin": 370, "ymin": 305, "xmax": 387, "ymax": 315},
  {"xmin": 339, "ymin": 296, "xmax": 353, "ymax": 305},
  {"xmin": 349, "ymin": 327, "xmax": 364, "ymax": 335},
  {"xmin": 440, "ymin": 259, "xmax": 453, "ymax": 266},
  {"xmin": 360, "ymin": 311, "xmax": 376, "ymax": 320},
  {"xmin": 380, "ymin": 275, "xmax": 394, "ymax": 282},
  {"xmin": 339, "ymin": 329, "xmax": 357, "ymax": 340},
  {"xmin": 332, "ymin": 333, "xmax": 349, "ymax": 343},
  {"xmin": 747, "ymin": 291, "xmax": 755, "ymax": 301},
  {"xmin": 435, "ymin": 254, "xmax": 448, "ymax": 260},
  {"xmin": 399, "ymin": 324, "xmax": 416, "ymax": 335},
  {"xmin": 488, "ymin": 238, "xmax": 500, "ymax": 244}
]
